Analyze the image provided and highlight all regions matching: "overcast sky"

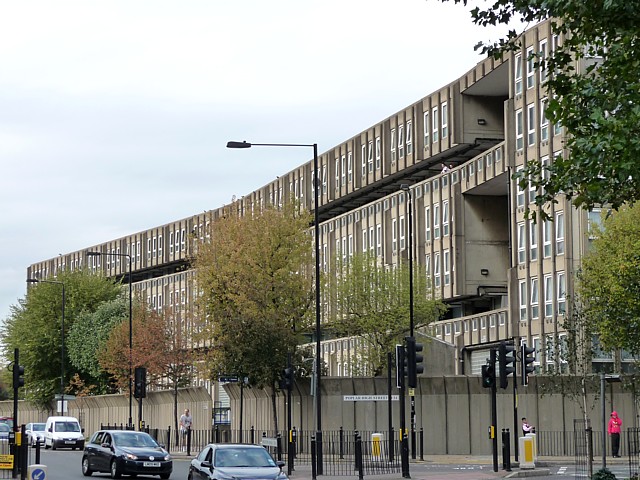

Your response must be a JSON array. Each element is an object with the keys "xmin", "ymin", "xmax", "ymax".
[{"xmin": 0, "ymin": 0, "xmax": 513, "ymax": 323}]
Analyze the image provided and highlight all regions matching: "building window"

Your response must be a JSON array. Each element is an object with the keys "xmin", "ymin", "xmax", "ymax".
[
  {"xmin": 544, "ymin": 274, "xmax": 553, "ymax": 317},
  {"xmin": 543, "ymin": 219, "xmax": 552, "ymax": 258},
  {"xmin": 425, "ymin": 207, "xmax": 431, "ymax": 241},
  {"xmin": 555, "ymin": 211, "xmax": 565, "ymax": 255},
  {"xmin": 516, "ymin": 109, "xmax": 524, "ymax": 151},
  {"xmin": 425, "ymin": 253, "xmax": 430, "ymax": 276},
  {"xmin": 369, "ymin": 226, "xmax": 374, "ymax": 252},
  {"xmin": 169, "ymin": 232, "xmax": 174, "ymax": 254},
  {"xmin": 516, "ymin": 166, "xmax": 525, "ymax": 207},
  {"xmin": 442, "ymin": 200, "xmax": 450, "ymax": 237},
  {"xmin": 514, "ymin": 52, "xmax": 523, "ymax": 95},
  {"xmin": 526, "ymin": 46, "xmax": 535, "ymax": 89},
  {"xmin": 540, "ymin": 98, "xmax": 549, "ymax": 142},
  {"xmin": 557, "ymin": 271, "xmax": 566, "ymax": 314},
  {"xmin": 399, "ymin": 215, "xmax": 406, "ymax": 251},
  {"xmin": 423, "ymin": 112, "xmax": 429, "ymax": 146},
  {"xmin": 432, "ymin": 106, "xmax": 439, "ymax": 143},
  {"xmin": 335, "ymin": 158, "xmax": 340, "ymax": 190},
  {"xmin": 375, "ymin": 137, "xmax": 381, "ymax": 170},
  {"xmin": 434, "ymin": 203, "xmax": 441, "ymax": 239},
  {"xmin": 443, "ymin": 249, "xmax": 451, "ymax": 286},
  {"xmin": 527, "ymin": 103, "xmax": 536, "ymax": 146},
  {"xmin": 434, "ymin": 252, "xmax": 441, "ymax": 288},
  {"xmin": 517, "ymin": 222, "xmax": 526, "ymax": 264},
  {"xmin": 406, "ymin": 120, "xmax": 413, "ymax": 155},
  {"xmin": 376, "ymin": 224, "xmax": 382, "ymax": 256},
  {"xmin": 392, "ymin": 218, "xmax": 397, "ymax": 254},
  {"xmin": 367, "ymin": 141, "xmax": 374, "ymax": 173},
  {"xmin": 322, "ymin": 164, "xmax": 327, "ymax": 194},
  {"xmin": 530, "ymin": 221, "xmax": 538, "ymax": 261},
  {"xmin": 539, "ymin": 39, "xmax": 548, "ymax": 83},
  {"xmin": 531, "ymin": 277, "xmax": 539, "ymax": 319},
  {"xmin": 441, "ymin": 103, "xmax": 448, "ymax": 139},
  {"xmin": 391, "ymin": 129, "xmax": 397, "ymax": 162},
  {"xmin": 361, "ymin": 144, "xmax": 366, "ymax": 177},
  {"xmin": 362, "ymin": 229, "xmax": 367, "ymax": 252},
  {"xmin": 398, "ymin": 124, "xmax": 405, "ymax": 159},
  {"xmin": 347, "ymin": 152, "xmax": 353, "ymax": 183},
  {"xmin": 341, "ymin": 155, "xmax": 346, "ymax": 186},
  {"xmin": 519, "ymin": 280, "xmax": 527, "ymax": 320}
]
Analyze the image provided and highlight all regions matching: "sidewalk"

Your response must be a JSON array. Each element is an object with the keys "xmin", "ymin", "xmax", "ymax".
[{"xmin": 169, "ymin": 451, "xmax": 631, "ymax": 479}]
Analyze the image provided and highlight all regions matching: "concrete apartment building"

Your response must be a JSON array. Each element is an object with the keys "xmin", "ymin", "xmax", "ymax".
[{"xmin": 28, "ymin": 19, "xmax": 616, "ymax": 409}]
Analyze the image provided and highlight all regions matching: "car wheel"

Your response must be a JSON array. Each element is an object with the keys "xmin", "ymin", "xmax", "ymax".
[
  {"xmin": 51, "ymin": 441, "xmax": 57, "ymax": 450},
  {"xmin": 110, "ymin": 460, "xmax": 122, "ymax": 479},
  {"xmin": 44, "ymin": 440, "xmax": 50, "ymax": 450},
  {"xmin": 81, "ymin": 456, "xmax": 93, "ymax": 476}
]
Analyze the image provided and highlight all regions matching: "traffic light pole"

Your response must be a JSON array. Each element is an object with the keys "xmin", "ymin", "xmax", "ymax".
[
  {"xmin": 513, "ymin": 354, "xmax": 519, "ymax": 463},
  {"xmin": 490, "ymin": 348, "xmax": 498, "ymax": 473}
]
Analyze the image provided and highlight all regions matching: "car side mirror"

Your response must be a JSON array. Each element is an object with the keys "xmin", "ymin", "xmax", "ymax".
[
  {"xmin": 277, "ymin": 460, "xmax": 285, "ymax": 469},
  {"xmin": 201, "ymin": 461, "xmax": 213, "ymax": 470},
  {"xmin": 48, "ymin": 427, "xmax": 52, "ymax": 432}
]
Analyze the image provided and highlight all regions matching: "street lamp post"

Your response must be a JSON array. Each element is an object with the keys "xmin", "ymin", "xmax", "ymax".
[
  {"xmin": 226, "ymin": 140, "xmax": 323, "ymax": 473},
  {"xmin": 87, "ymin": 250, "xmax": 134, "ymax": 429},
  {"xmin": 27, "ymin": 278, "xmax": 66, "ymax": 412}
]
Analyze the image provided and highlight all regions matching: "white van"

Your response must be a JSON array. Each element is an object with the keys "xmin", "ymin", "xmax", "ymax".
[{"xmin": 44, "ymin": 416, "xmax": 85, "ymax": 450}]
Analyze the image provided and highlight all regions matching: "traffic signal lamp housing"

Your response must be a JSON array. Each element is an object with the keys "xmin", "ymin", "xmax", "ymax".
[
  {"xmin": 521, "ymin": 343, "xmax": 536, "ymax": 386},
  {"xmin": 134, "ymin": 367, "xmax": 147, "ymax": 398},
  {"xmin": 280, "ymin": 367, "xmax": 294, "ymax": 391},
  {"xmin": 481, "ymin": 363, "xmax": 495, "ymax": 389},
  {"xmin": 12, "ymin": 363, "xmax": 24, "ymax": 390},
  {"xmin": 405, "ymin": 336, "xmax": 424, "ymax": 389},
  {"xmin": 498, "ymin": 341, "xmax": 516, "ymax": 389}
]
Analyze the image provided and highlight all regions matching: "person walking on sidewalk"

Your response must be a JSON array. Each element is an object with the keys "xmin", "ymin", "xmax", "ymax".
[{"xmin": 608, "ymin": 411, "xmax": 622, "ymax": 457}]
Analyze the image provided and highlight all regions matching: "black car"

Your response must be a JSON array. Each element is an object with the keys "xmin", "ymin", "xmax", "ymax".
[
  {"xmin": 188, "ymin": 443, "xmax": 288, "ymax": 480},
  {"xmin": 82, "ymin": 430, "xmax": 172, "ymax": 479}
]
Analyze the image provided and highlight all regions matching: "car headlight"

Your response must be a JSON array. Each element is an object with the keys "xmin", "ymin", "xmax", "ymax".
[
  {"xmin": 163, "ymin": 454, "xmax": 171, "ymax": 461},
  {"xmin": 124, "ymin": 453, "xmax": 138, "ymax": 460}
]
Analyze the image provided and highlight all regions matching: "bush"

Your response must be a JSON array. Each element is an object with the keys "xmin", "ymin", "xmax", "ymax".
[{"xmin": 592, "ymin": 468, "xmax": 616, "ymax": 480}]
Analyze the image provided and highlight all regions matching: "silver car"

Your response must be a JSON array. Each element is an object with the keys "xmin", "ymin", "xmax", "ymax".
[{"xmin": 26, "ymin": 422, "xmax": 46, "ymax": 447}]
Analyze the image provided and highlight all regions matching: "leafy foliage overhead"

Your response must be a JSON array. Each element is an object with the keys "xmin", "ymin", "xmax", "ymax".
[
  {"xmin": 578, "ymin": 205, "xmax": 640, "ymax": 356},
  {"xmin": 439, "ymin": 0, "xmax": 640, "ymax": 212},
  {"xmin": 1, "ymin": 270, "xmax": 121, "ymax": 407},
  {"xmin": 327, "ymin": 252, "xmax": 447, "ymax": 375},
  {"xmin": 194, "ymin": 203, "xmax": 314, "ymax": 390}
]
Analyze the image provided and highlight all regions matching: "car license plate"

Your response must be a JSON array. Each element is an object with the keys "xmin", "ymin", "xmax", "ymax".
[
  {"xmin": 144, "ymin": 462, "xmax": 161, "ymax": 467},
  {"xmin": 64, "ymin": 441, "xmax": 75, "ymax": 444}
]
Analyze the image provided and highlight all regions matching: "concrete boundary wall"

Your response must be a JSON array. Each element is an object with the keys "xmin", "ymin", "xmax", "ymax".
[
  {"xmin": 225, "ymin": 376, "xmax": 636, "ymax": 455},
  {"xmin": 0, "ymin": 387, "xmax": 212, "ymax": 438}
]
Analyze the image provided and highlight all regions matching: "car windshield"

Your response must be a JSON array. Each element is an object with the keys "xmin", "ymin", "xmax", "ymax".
[
  {"xmin": 0, "ymin": 425, "xmax": 10, "ymax": 432},
  {"xmin": 32, "ymin": 424, "xmax": 45, "ymax": 431},
  {"xmin": 214, "ymin": 448, "xmax": 276, "ymax": 468},
  {"xmin": 55, "ymin": 421, "xmax": 80, "ymax": 432},
  {"xmin": 113, "ymin": 432, "xmax": 159, "ymax": 448}
]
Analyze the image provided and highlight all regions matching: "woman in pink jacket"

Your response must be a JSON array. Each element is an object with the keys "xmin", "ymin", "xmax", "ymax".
[{"xmin": 608, "ymin": 411, "xmax": 622, "ymax": 457}]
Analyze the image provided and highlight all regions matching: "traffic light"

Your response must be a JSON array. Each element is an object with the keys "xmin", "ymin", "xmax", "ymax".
[
  {"xmin": 12, "ymin": 363, "xmax": 24, "ymax": 390},
  {"xmin": 280, "ymin": 367, "xmax": 293, "ymax": 391},
  {"xmin": 481, "ymin": 363, "xmax": 495, "ymax": 389},
  {"xmin": 521, "ymin": 343, "xmax": 536, "ymax": 386},
  {"xmin": 498, "ymin": 341, "xmax": 516, "ymax": 389},
  {"xmin": 134, "ymin": 367, "xmax": 147, "ymax": 398},
  {"xmin": 405, "ymin": 336, "xmax": 424, "ymax": 388}
]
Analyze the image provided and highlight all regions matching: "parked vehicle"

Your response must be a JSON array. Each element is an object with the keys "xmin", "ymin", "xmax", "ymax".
[
  {"xmin": 0, "ymin": 417, "xmax": 13, "ymax": 429},
  {"xmin": 44, "ymin": 416, "xmax": 84, "ymax": 450},
  {"xmin": 26, "ymin": 422, "xmax": 46, "ymax": 446},
  {"xmin": 188, "ymin": 443, "xmax": 287, "ymax": 480},
  {"xmin": 82, "ymin": 429, "xmax": 172, "ymax": 479},
  {"xmin": 0, "ymin": 423, "xmax": 10, "ymax": 442}
]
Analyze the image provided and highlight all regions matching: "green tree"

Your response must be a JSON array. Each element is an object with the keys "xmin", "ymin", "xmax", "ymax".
[
  {"xmin": 67, "ymin": 296, "xmax": 128, "ymax": 394},
  {"xmin": 577, "ymin": 205, "xmax": 640, "ymax": 355},
  {"xmin": 439, "ymin": 0, "xmax": 640, "ymax": 213},
  {"xmin": 1, "ymin": 269, "xmax": 121, "ymax": 407},
  {"xmin": 194, "ymin": 203, "xmax": 314, "ymax": 432},
  {"xmin": 326, "ymin": 252, "xmax": 447, "ymax": 375}
]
